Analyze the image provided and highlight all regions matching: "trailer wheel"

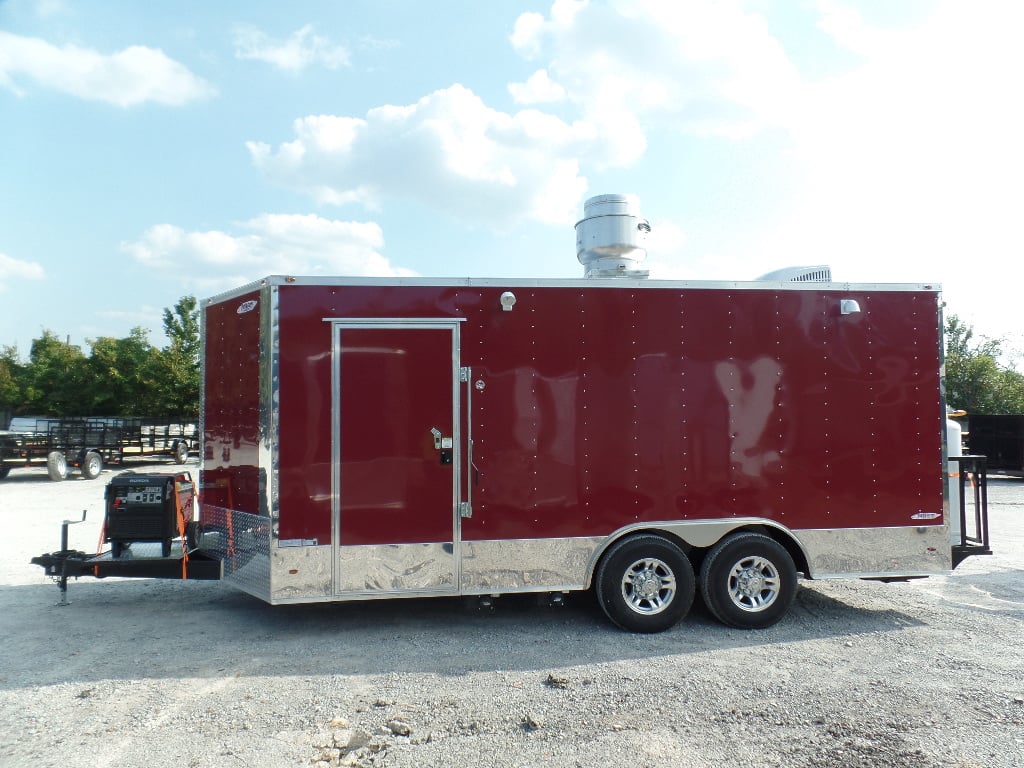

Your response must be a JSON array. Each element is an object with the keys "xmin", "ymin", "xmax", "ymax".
[
  {"xmin": 699, "ymin": 533, "xmax": 797, "ymax": 629},
  {"xmin": 595, "ymin": 535, "xmax": 695, "ymax": 633},
  {"xmin": 81, "ymin": 451, "xmax": 103, "ymax": 480},
  {"xmin": 173, "ymin": 441, "xmax": 188, "ymax": 464},
  {"xmin": 46, "ymin": 451, "xmax": 68, "ymax": 481}
]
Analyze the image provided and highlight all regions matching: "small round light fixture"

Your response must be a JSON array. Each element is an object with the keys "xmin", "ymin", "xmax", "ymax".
[{"xmin": 500, "ymin": 291, "xmax": 516, "ymax": 312}]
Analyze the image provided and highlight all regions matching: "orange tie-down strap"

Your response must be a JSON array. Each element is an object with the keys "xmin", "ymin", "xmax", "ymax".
[
  {"xmin": 94, "ymin": 518, "xmax": 107, "ymax": 577},
  {"xmin": 175, "ymin": 480, "xmax": 190, "ymax": 579}
]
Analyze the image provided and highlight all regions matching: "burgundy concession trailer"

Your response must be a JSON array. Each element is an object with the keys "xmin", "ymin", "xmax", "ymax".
[
  {"xmin": 33, "ymin": 195, "xmax": 991, "ymax": 631},
  {"xmin": 195, "ymin": 268, "xmax": 989, "ymax": 630}
]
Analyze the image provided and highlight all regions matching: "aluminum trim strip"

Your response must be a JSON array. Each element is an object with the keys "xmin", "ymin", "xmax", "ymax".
[
  {"xmin": 262, "ymin": 283, "xmax": 278, "ymax": 522},
  {"xmin": 795, "ymin": 525, "xmax": 951, "ymax": 576},
  {"xmin": 336, "ymin": 543, "xmax": 458, "ymax": 593},
  {"xmin": 258, "ymin": 275, "xmax": 940, "ymax": 293},
  {"xmin": 461, "ymin": 537, "xmax": 600, "ymax": 592},
  {"xmin": 271, "ymin": 543, "xmax": 332, "ymax": 600},
  {"xmin": 322, "ymin": 317, "xmax": 468, "ymax": 326}
]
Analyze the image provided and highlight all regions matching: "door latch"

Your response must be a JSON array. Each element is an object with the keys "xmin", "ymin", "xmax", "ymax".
[{"xmin": 430, "ymin": 427, "xmax": 453, "ymax": 465}]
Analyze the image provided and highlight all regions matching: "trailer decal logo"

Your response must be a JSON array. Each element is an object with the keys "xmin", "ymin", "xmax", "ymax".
[
  {"xmin": 237, "ymin": 300, "xmax": 258, "ymax": 314},
  {"xmin": 911, "ymin": 512, "xmax": 941, "ymax": 520}
]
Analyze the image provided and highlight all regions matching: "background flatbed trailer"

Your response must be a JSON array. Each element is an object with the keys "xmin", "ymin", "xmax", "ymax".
[{"xmin": 0, "ymin": 416, "xmax": 196, "ymax": 481}]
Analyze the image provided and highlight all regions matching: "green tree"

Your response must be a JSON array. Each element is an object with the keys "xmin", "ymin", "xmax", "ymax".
[
  {"xmin": 945, "ymin": 314, "xmax": 1024, "ymax": 414},
  {"xmin": 86, "ymin": 328, "xmax": 160, "ymax": 415},
  {"xmin": 149, "ymin": 296, "xmax": 200, "ymax": 418},
  {"xmin": 5, "ymin": 296, "xmax": 200, "ymax": 419},
  {"xmin": 0, "ymin": 345, "xmax": 24, "ymax": 424},
  {"xmin": 22, "ymin": 331, "xmax": 91, "ymax": 415},
  {"xmin": 0, "ymin": 346, "xmax": 23, "ymax": 406}
]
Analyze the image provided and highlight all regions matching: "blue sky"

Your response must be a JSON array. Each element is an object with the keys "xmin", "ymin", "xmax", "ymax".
[{"xmin": 2, "ymin": 0, "xmax": 1022, "ymax": 359}]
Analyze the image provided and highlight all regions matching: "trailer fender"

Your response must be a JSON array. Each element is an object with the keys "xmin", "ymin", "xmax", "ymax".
[{"xmin": 586, "ymin": 519, "xmax": 811, "ymax": 588}]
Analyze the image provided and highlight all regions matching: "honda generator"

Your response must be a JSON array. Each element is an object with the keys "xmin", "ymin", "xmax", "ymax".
[{"xmin": 104, "ymin": 471, "xmax": 195, "ymax": 558}]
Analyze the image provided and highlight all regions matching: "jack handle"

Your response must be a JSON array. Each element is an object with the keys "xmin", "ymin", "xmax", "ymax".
[{"xmin": 57, "ymin": 510, "xmax": 88, "ymax": 606}]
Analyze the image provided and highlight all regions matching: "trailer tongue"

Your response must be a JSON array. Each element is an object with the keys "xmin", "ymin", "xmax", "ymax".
[{"xmin": 30, "ymin": 472, "xmax": 221, "ymax": 605}]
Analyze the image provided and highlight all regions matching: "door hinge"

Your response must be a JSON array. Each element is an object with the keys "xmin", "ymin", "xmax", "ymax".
[
  {"xmin": 459, "ymin": 366, "xmax": 471, "ymax": 382},
  {"xmin": 459, "ymin": 502, "xmax": 472, "ymax": 519}
]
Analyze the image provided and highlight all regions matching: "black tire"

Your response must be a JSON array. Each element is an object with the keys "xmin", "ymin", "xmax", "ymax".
[
  {"xmin": 173, "ymin": 441, "xmax": 189, "ymax": 464},
  {"xmin": 699, "ymin": 533, "xmax": 798, "ymax": 629},
  {"xmin": 595, "ymin": 535, "xmax": 695, "ymax": 633},
  {"xmin": 46, "ymin": 451, "xmax": 68, "ymax": 482},
  {"xmin": 81, "ymin": 451, "xmax": 102, "ymax": 480}
]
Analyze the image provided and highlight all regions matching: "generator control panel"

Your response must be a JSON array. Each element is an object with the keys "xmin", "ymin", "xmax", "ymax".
[{"xmin": 126, "ymin": 486, "xmax": 164, "ymax": 505}]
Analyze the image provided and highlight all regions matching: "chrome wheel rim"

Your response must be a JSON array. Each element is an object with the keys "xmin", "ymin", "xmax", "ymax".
[
  {"xmin": 621, "ymin": 557, "xmax": 676, "ymax": 615},
  {"xmin": 727, "ymin": 556, "xmax": 781, "ymax": 612}
]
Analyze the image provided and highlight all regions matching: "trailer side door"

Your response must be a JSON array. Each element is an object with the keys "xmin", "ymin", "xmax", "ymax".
[{"xmin": 330, "ymin": 319, "xmax": 461, "ymax": 595}]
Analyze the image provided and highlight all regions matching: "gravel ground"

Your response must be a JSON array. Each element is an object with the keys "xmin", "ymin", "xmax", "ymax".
[{"xmin": 1, "ymin": 459, "xmax": 1022, "ymax": 768}]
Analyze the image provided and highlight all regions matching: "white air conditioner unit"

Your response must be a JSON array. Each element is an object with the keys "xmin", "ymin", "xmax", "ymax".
[{"xmin": 756, "ymin": 265, "xmax": 832, "ymax": 282}]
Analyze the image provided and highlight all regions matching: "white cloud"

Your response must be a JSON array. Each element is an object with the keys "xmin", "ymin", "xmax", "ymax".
[
  {"xmin": 233, "ymin": 24, "xmax": 350, "ymax": 72},
  {"xmin": 703, "ymin": 0, "xmax": 1024, "ymax": 345},
  {"xmin": 508, "ymin": 69, "xmax": 567, "ymax": 104},
  {"xmin": 0, "ymin": 30, "xmax": 215, "ymax": 106},
  {"xmin": 243, "ymin": 3, "xmax": 807, "ymax": 231},
  {"xmin": 510, "ymin": 0, "xmax": 802, "ymax": 141},
  {"xmin": 248, "ymin": 84, "xmax": 595, "ymax": 227},
  {"xmin": 0, "ymin": 252, "xmax": 46, "ymax": 291},
  {"xmin": 121, "ymin": 214, "xmax": 412, "ymax": 291},
  {"xmin": 813, "ymin": 0, "xmax": 897, "ymax": 58}
]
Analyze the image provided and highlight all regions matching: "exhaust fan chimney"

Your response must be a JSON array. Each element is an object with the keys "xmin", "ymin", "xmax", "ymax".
[{"xmin": 575, "ymin": 194, "xmax": 650, "ymax": 278}]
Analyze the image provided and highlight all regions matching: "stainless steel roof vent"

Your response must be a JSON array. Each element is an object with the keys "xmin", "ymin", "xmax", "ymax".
[{"xmin": 575, "ymin": 194, "xmax": 650, "ymax": 278}]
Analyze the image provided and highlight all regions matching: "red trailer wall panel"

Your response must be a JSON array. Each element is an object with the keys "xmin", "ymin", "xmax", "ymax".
[
  {"xmin": 202, "ymin": 289, "xmax": 263, "ymax": 516},
  {"xmin": 273, "ymin": 283, "xmax": 942, "ymax": 545}
]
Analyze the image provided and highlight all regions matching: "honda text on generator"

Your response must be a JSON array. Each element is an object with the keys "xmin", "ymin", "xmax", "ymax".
[{"xmin": 32, "ymin": 194, "xmax": 992, "ymax": 632}]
